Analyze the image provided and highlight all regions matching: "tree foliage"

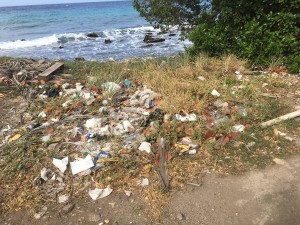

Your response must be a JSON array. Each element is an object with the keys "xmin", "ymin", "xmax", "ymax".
[
  {"xmin": 132, "ymin": 0, "xmax": 208, "ymax": 35},
  {"xmin": 133, "ymin": 0, "xmax": 300, "ymax": 71}
]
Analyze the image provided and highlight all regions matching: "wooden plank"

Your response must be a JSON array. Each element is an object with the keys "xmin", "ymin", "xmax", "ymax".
[{"xmin": 38, "ymin": 62, "xmax": 64, "ymax": 81}]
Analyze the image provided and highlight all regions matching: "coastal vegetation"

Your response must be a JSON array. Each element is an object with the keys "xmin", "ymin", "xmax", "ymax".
[{"xmin": 133, "ymin": 0, "xmax": 300, "ymax": 72}]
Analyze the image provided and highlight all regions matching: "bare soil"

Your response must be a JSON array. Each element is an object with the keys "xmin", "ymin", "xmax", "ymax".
[{"xmin": 1, "ymin": 154, "xmax": 300, "ymax": 225}]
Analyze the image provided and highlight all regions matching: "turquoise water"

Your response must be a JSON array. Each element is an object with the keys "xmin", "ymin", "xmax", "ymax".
[{"xmin": 0, "ymin": 1, "xmax": 191, "ymax": 60}]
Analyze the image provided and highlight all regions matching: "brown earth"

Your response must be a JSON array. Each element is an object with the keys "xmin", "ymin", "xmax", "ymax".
[{"xmin": 1, "ymin": 154, "xmax": 300, "ymax": 225}]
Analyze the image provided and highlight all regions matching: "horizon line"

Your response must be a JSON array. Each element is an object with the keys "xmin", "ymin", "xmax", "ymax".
[{"xmin": 0, "ymin": 0, "xmax": 129, "ymax": 8}]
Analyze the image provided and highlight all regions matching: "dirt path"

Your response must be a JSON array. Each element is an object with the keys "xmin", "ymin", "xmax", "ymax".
[
  {"xmin": 1, "ymin": 155, "xmax": 300, "ymax": 225},
  {"xmin": 162, "ymin": 156, "xmax": 300, "ymax": 225}
]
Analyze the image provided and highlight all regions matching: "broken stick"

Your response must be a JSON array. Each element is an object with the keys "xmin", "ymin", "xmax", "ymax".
[
  {"xmin": 261, "ymin": 109, "xmax": 300, "ymax": 128},
  {"xmin": 155, "ymin": 137, "xmax": 170, "ymax": 190}
]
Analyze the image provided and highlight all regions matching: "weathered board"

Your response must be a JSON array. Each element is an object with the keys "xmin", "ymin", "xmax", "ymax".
[{"xmin": 38, "ymin": 62, "xmax": 64, "ymax": 81}]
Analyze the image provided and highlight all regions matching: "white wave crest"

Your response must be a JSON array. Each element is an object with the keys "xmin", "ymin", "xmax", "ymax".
[{"xmin": 0, "ymin": 35, "xmax": 59, "ymax": 50}]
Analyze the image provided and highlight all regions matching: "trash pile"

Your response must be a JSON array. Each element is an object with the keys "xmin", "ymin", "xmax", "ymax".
[
  {"xmin": 1, "ymin": 62, "xmax": 299, "ymax": 216},
  {"xmin": 1, "ymin": 79, "xmax": 167, "ymax": 204},
  {"xmin": 0, "ymin": 59, "xmax": 51, "ymax": 85}
]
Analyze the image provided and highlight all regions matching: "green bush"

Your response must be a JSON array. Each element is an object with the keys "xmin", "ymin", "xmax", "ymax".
[
  {"xmin": 134, "ymin": 0, "xmax": 299, "ymax": 72},
  {"xmin": 189, "ymin": 1, "xmax": 299, "ymax": 72}
]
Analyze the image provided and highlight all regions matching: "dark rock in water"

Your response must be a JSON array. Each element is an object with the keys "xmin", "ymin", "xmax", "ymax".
[
  {"xmin": 145, "ymin": 32, "xmax": 153, "ymax": 35},
  {"xmin": 21, "ymin": 39, "xmax": 26, "ymax": 41},
  {"xmin": 87, "ymin": 32, "xmax": 99, "ymax": 38},
  {"xmin": 104, "ymin": 39, "xmax": 112, "ymax": 44},
  {"xmin": 143, "ymin": 34, "xmax": 165, "ymax": 43},
  {"xmin": 141, "ymin": 44, "xmax": 154, "ymax": 48},
  {"xmin": 59, "ymin": 46, "xmax": 64, "ymax": 49},
  {"xmin": 75, "ymin": 57, "xmax": 85, "ymax": 61},
  {"xmin": 169, "ymin": 33, "xmax": 176, "ymax": 37}
]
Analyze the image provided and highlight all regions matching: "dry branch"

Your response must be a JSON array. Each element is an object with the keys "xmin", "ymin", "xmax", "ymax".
[{"xmin": 261, "ymin": 109, "xmax": 300, "ymax": 127}]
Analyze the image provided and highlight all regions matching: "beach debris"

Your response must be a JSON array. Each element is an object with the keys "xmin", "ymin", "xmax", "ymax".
[
  {"xmin": 26, "ymin": 122, "xmax": 41, "ymax": 131},
  {"xmin": 70, "ymin": 155, "xmax": 94, "ymax": 175},
  {"xmin": 138, "ymin": 142, "xmax": 152, "ymax": 153},
  {"xmin": 58, "ymin": 195, "xmax": 69, "ymax": 203},
  {"xmin": 8, "ymin": 134, "xmax": 21, "ymax": 143},
  {"xmin": 38, "ymin": 111, "xmax": 47, "ymax": 118},
  {"xmin": 53, "ymin": 157, "xmax": 69, "ymax": 173},
  {"xmin": 130, "ymin": 87, "xmax": 157, "ymax": 108},
  {"xmin": 85, "ymin": 118, "xmax": 103, "ymax": 129},
  {"xmin": 175, "ymin": 113, "xmax": 197, "ymax": 122},
  {"xmin": 41, "ymin": 135, "xmax": 51, "ymax": 143},
  {"xmin": 89, "ymin": 186, "xmax": 113, "ymax": 200},
  {"xmin": 40, "ymin": 168, "xmax": 50, "ymax": 181},
  {"xmin": 140, "ymin": 178, "xmax": 149, "ymax": 186},
  {"xmin": 214, "ymin": 99, "xmax": 228, "ymax": 108},
  {"xmin": 232, "ymin": 124, "xmax": 245, "ymax": 132},
  {"xmin": 101, "ymin": 82, "xmax": 121, "ymax": 96},
  {"xmin": 34, "ymin": 206, "xmax": 47, "ymax": 219},
  {"xmin": 261, "ymin": 109, "xmax": 300, "ymax": 128},
  {"xmin": 92, "ymin": 152, "xmax": 111, "ymax": 170},
  {"xmin": 211, "ymin": 89, "xmax": 221, "ymax": 97},
  {"xmin": 38, "ymin": 62, "xmax": 64, "ymax": 82},
  {"xmin": 124, "ymin": 78, "xmax": 131, "ymax": 88}
]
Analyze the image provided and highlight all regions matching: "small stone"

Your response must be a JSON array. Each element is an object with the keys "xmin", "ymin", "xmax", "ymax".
[
  {"xmin": 62, "ymin": 203, "xmax": 75, "ymax": 214},
  {"xmin": 88, "ymin": 213, "xmax": 101, "ymax": 222},
  {"xmin": 104, "ymin": 219, "xmax": 110, "ymax": 224},
  {"xmin": 177, "ymin": 213, "xmax": 184, "ymax": 221},
  {"xmin": 273, "ymin": 158, "xmax": 285, "ymax": 165}
]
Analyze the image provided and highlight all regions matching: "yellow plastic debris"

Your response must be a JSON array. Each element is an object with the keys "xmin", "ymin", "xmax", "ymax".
[{"xmin": 8, "ymin": 134, "xmax": 21, "ymax": 143}]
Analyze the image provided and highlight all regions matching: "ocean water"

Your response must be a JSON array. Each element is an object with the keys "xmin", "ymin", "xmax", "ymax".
[{"xmin": 0, "ymin": 1, "xmax": 191, "ymax": 61}]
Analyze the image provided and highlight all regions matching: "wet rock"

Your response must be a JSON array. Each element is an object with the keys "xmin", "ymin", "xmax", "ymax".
[
  {"xmin": 169, "ymin": 33, "xmax": 176, "ymax": 37},
  {"xmin": 143, "ymin": 34, "xmax": 165, "ymax": 43},
  {"xmin": 87, "ymin": 32, "xmax": 99, "ymax": 38},
  {"xmin": 104, "ymin": 39, "xmax": 112, "ymax": 44},
  {"xmin": 75, "ymin": 57, "xmax": 85, "ymax": 61}
]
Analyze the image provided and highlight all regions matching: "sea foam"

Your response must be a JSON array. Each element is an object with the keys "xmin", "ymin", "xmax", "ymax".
[{"xmin": 0, "ymin": 35, "xmax": 59, "ymax": 49}]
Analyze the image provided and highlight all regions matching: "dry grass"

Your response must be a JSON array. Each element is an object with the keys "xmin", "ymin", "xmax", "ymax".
[{"xmin": 68, "ymin": 54, "xmax": 246, "ymax": 114}]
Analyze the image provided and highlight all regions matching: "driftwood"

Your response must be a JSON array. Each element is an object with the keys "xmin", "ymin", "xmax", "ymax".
[
  {"xmin": 261, "ymin": 109, "xmax": 300, "ymax": 128},
  {"xmin": 155, "ymin": 137, "xmax": 170, "ymax": 190}
]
